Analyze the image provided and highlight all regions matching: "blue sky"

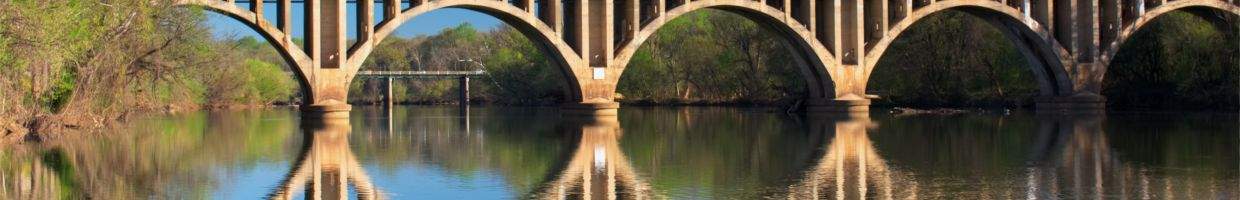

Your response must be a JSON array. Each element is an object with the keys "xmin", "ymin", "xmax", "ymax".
[{"xmin": 205, "ymin": 2, "xmax": 502, "ymax": 40}]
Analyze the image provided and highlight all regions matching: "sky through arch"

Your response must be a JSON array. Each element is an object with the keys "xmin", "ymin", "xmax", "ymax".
[{"xmin": 204, "ymin": 3, "xmax": 502, "ymax": 39}]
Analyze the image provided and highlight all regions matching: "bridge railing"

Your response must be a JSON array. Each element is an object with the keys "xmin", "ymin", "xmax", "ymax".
[{"xmin": 355, "ymin": 70, "xmax": 487, "ymax": 79}]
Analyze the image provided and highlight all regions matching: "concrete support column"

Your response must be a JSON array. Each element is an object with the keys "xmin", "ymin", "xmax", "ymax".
[
  {"xmin": 541, "ymin": 0, "xmax": 564, "ymax": 32},
  {"xmin": 1035, "ymin": 59, "xmax": 1106, "ymax": 113},
  {"xmin": 385, "ymin": 0, "xmax": 400, "ymax": 20},
  {"xmin": 588, "ymin": 0, "xmax": 614, "ymax": 67},
  {"xmin": 459, "ymin": 76, "xmax": 470, "ymax": 105},
  {"xmin": 279, "ymin": 0, "xmax": 292, "ymax": 34},
  {"xmin": 249, "ymin": 0, "xmax": 263, "ymax": 15},
  {"xmin": 302, "ymin": 84, "xmax": 353, "ymax": 119},
  {"xmin": 302, "ymin": 0, "xmax": 353, "ymax": 119},
  {"xmin": 386, "ymin": 77, "xmax": 394, "ymax": 107}
]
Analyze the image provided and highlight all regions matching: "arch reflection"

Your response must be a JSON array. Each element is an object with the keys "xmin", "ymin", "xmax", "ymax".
[
  {"xmin": 1023, "ymin": 115, "xmax": 1235, "ymax": 199},
  {"xmin": 530, "ymin": 116, "xmax": 654, "ymax": 200},
  {"xmin": 268, "ymin": 119, "xmax": 384, "ymax": 200},
  {"xmin": 785, "ymin": 114, "xmax": 1238, "ymax": 199}
]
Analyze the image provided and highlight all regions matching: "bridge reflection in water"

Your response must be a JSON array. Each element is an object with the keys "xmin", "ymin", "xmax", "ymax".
[
  {"xmin": 0, "ymin": 109, "xmax": 1234, "ymax": 199},
  {"xmin": 529, "ymin": 116, "xmax": 653, "ymax": 200},
  {"xmin": 268, "ymin": 118, "xmax": 384, "ymax": 200},
  {"xmin": 779, "ymin": 114, "xmax": 1233, "ymax": 199}
]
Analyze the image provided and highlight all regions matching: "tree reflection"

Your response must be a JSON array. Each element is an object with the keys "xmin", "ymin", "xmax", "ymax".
[
  {"xmin": 0, "ymin": 110, "xmax": 302, "ymax": 199},
  {"xmin": 813, "ymin": 114, "xmax": 1240, "ymax": 199},
  {"xmin": 0, "ymin": 108, "xmax": 1234, "ymax": 199}
]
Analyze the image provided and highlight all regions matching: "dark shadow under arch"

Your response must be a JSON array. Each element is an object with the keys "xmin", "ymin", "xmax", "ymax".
[{"xmin": 864, "ymin": 3, "xmax": 1075, "ymax": 97}]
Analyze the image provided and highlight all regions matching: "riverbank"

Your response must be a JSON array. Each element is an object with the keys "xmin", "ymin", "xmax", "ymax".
[
  {"xmin": 1, "ymin": 103, "xmax": 294, "ymax": 145},
  {"xmin": 7, "ymin": 100, "xmax": 1235, "ymax": 145}
]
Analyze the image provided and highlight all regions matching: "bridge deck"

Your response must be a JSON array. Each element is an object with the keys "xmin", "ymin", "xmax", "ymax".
[{"xmin": 356, "ymin": 70, "xmax": 486, "ymax": 79}]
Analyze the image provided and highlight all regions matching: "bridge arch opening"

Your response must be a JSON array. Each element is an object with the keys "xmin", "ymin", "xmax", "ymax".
[
  {"xmin": 1103, "ymin": 9, "xmax": 1238, "ymax": 110},
  {"xmin": 864, "ymin": 3, "xmax": 1076, "ymax": 102},
  {"xmin": 358, "ymin": 2, "xmax": 590, "ymax": 103},
  {"xmin": 351, "ymin": 8, "xmax": 571, "ymax": 105},
  {"xmin": 614, "ymin": 9, "xmax": 814, "ymax": 104},
  {"xmin": 865, "ymin": 10, "xmax": 1048, "ymax": 108},
  {"xmin": 615, "ymin": 3, "xmax": 843, "ymax": 101},
  {"xmin": 359, "ymin": 2, "xmax": 595, "ymax": 103}
]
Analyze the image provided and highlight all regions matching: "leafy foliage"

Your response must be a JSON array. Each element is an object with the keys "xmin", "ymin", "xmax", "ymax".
[
  {"xmin": 869, "ymin": 11, "xmax": 1039, "ymax": 108},
  {"xmin": 618, "ymin": 10, "xmax": 807, "ymax": 104},
  {"xmin": 1105, "ymin": 11, "xmax": 1239, "ymax": 110}
]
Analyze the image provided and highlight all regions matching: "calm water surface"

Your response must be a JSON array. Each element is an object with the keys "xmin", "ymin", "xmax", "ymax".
[{"xmin": 1, "ymin": 106, "xmax": 1236, "ymax": 199}]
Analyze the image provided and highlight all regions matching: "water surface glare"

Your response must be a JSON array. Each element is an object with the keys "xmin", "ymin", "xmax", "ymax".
[{"xmin": 1, "ymin": 106, "xmax": 1236, "ymax": 199}]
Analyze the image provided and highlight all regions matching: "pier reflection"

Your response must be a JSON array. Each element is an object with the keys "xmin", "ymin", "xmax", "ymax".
[
  {"xmin": 530, "ymin": 116, "xmax": 653, "ymax": 199},
  {"xmin": 783, "ymin": 115, "xmax": 908, "ymax": 199},
  {"xmin": 780, "ymin": 114, "xmax": 1237, "ymax": 199},
  {"xmin": 268, "ymin": 119, "xmax": 383, "ymax": 200},
  {"xmin": 0, "ymin": 108, "xmax": 1234, "ymax": 199}
]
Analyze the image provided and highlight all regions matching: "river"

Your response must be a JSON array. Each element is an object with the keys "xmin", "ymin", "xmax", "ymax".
[{"xmin": 1, "ymin": 106, "xmax": 1236, "ymax": 199}]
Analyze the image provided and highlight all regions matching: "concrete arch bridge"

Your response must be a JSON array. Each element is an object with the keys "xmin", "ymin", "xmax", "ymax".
[{"xmin": 172, "ymin": 0, "xmax": 1239, "ymax": 117}]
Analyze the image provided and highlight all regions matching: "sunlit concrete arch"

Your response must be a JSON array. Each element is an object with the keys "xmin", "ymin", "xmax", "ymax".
[
  {"xmin": 861, "ymin": 0, "xmax": 1077, "ymax": 96},
  {"xmin": 350, "ymin": 1, "xmax": 595, "ymax": 102},
  {"xmin": 1098, "ymin": 1, "xmax": 1240, "ymax": 70},
  {"xmin": 611, "ymin": 0, "xmax": 843, "ymax": 100},
  {"xmin": 171, "ymin": 0, "xmax": 316, "ymax": 97}
]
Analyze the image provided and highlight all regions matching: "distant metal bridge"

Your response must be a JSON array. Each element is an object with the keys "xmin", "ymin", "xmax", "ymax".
[
  {"xmin": 355, "ymin": 70, "xmax": 487, "ymax": 106},
  {"xmin": 355, "ymin": 70, "xmax": 486, "ymax": 79}
]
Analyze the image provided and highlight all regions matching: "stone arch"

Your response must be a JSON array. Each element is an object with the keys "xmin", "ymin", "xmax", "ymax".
[
  {"xmin": 611, "ymin": 1, "xmax": 841, "ymax": 99},
  {"xmin": 170, "ymin": 0, "xmax": 316, "ymax": 101},
  {"xmin": 1098, "ymin": 1, "xmax": 1240, "ymax": 70},
  {"xmin": 862, "ymin": 1, "xmax": 1076, "ymax": 96},
  {"xmin": 351, "ymin": 1, "xmax": 592, "ymax": 101}
]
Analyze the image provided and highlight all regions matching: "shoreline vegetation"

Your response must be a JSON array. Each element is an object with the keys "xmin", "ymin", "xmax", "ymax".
[{"xmin": 2, "ymin": 2, "xmax": 1235, "ymax": 143}]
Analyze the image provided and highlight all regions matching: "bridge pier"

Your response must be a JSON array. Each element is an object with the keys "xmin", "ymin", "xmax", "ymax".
[
  {"xmin": 561, "ymin": 101, "xmax": 621, "ymax": 116},
  {"xmin": 804, "ymin": 96, "xmax": 872, "ymax": 113},
  {"xmin": 302, "ymin": 102, "xmax": 353, "ymax": 119},
  {"xmin": 300, "ymin": 74, "xmax": 353, "ymax": 119}
]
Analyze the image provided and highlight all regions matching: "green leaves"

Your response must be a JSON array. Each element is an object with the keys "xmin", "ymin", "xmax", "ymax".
[
  {"xmin": 869, "ymin": 11, "xmax": 1038, "ymax": 108},
  {"xmin": 618, "ymin": 10, "xmax": 806, "ymax": 104},
  {"xmin": 1105, "ymin": 11, "xmax": 1238, "ymax": 110}
]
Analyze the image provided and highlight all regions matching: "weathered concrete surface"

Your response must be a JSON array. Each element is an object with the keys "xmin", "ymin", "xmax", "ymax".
[{"xmin": 174, "ymin": 0, "xmax": 1240, "ymax": 117}]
